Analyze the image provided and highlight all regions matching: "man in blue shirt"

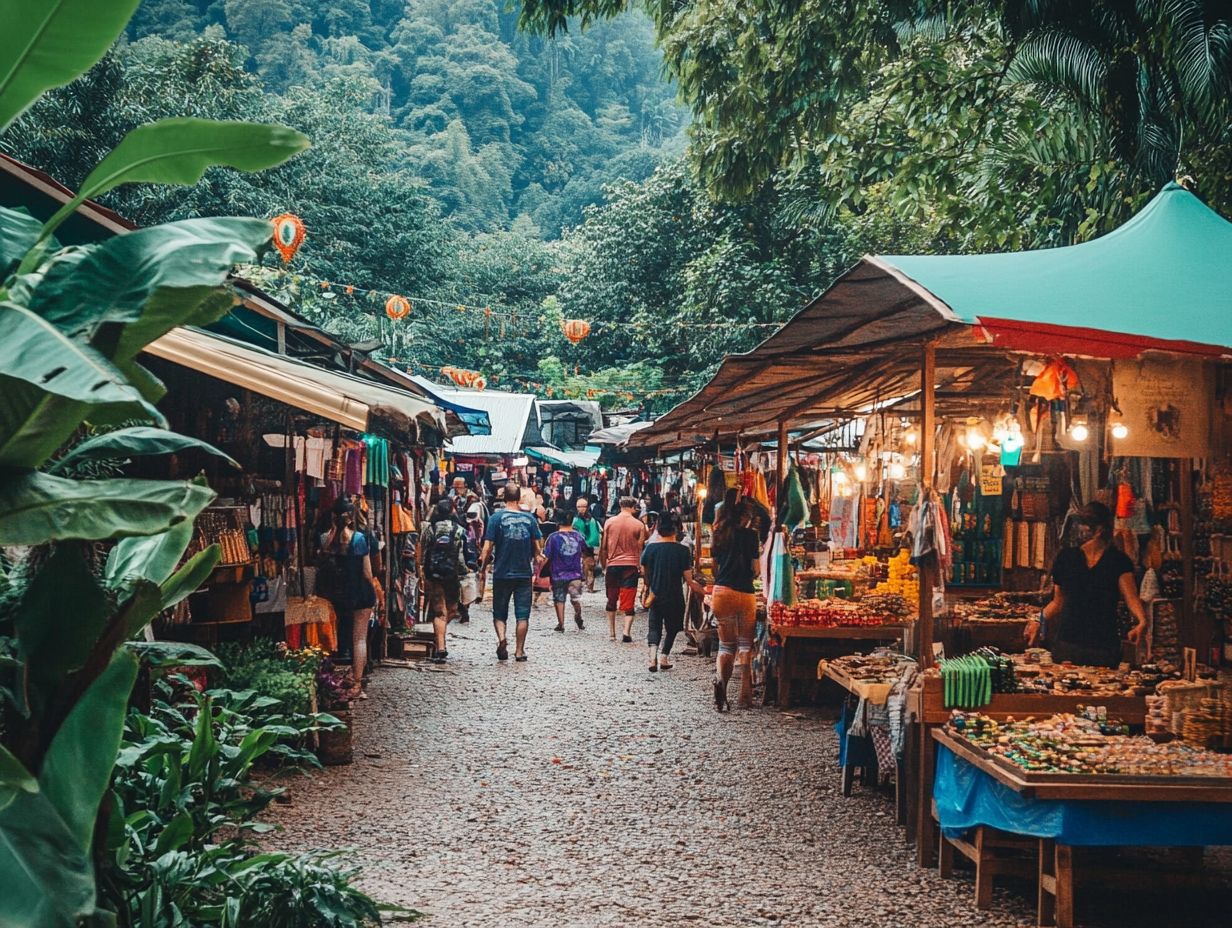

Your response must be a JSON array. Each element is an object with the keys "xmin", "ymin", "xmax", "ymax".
[{"xmin": 480, "ymin": 483, "xmax": 544, "ymax": 662}]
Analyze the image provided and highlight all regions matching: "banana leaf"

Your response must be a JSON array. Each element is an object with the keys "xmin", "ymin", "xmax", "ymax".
[
  {"xmin": 53, "ymin": 426, "xmax": 238, "ymax": 474},
  {"xmin": 0, "ymin": 303, "xmax": 163, "ymax": 468},
  {"xmin": 36, "ymin": 119, "xmax": 308, "ymax": 248},
  {"xmin": 27, "ymin": 217, "xmax": 273, "ymax": 336},
  {"xmin": 0, "ymin": 472, "xmax": 215, "ymax": 545},
  {"xmin": 0, "ymin": 0, "xmax": 141, "ymax": 132},
  {"xmin": 0, "ymin": 785, "xmax": 97, "ymax": 928},
  {"xmin": 0, "ymin": 206, "xmax": 41, "ymax": 279}
]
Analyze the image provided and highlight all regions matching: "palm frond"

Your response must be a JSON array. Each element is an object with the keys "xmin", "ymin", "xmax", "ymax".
[{"xmin": 1009, "ymin": 28, "xmax": 1108, "ymax": 107}]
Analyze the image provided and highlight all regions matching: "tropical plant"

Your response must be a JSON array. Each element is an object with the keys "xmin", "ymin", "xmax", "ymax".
[
  {"xmin": 0, "ymin": 1, "xmax": 307, "ymax": 924},
  {"xmin": 102, "ymin": 677, "xmax": 383, "ymax": 927}
]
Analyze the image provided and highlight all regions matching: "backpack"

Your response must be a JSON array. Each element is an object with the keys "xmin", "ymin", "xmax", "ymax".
[
  {"xmin": 425, "ymin": 522, "xmax": 462, "ymax": 581},
  {"xmin": 314, "ymin": 535, "xmax": 346, "ymax": 599}
]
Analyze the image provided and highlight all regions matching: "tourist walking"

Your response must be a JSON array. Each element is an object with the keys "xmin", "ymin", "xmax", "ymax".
[
  {"xmin": 599, "ymin": 496, "xmax": 648, "ymax": 642},
  {"xmin": 572, "ymin": 496, "xmax": 602, "ymax": 592},
  {"xmin": 710, "ymin": 498, "xmax": 761, "ymax": 710},
  {"xmin": 544, "ymin": 515, "xmax": 586, "ymax": 631},
  {"xmin": 639, "ymin": 512, "xmax": 705, "ymax": 672},
  {"xmin": 319, "ymin": 496, "xmax": 377, "ymax": 699},
  {"xmin": 419, "ymin": 499, "xmax": 469, "ymax": 664},
  {"xmin": 480, "ymin": 483, "xmax": 544, "ymax": 661}
]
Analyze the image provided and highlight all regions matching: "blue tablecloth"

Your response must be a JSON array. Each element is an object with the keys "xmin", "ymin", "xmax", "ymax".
[{"xmin": 934, "ymin": 742, "xmax": 1232, "ymax": 847}]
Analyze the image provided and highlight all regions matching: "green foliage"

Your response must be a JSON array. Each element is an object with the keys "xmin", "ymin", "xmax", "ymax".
[
  {"xmin": 213, "ymin": 639, "xmax": 324, "ymax": 716},
  {"xmin": 0, "ymin": 2, "xmax": 307, "ymax": 922},
  {"xmin": 101, "ymin": 678, "xmax": 386, "ymax": 926}
]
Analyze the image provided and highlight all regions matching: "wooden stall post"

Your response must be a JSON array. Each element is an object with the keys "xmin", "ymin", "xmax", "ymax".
[
  {"xmin": 776, "ymin": 419, "xmax": 789, "ymax": 491},
  {"xmin": 915, "ymin": 339, "xmax": 940, "ymax": 868},
  {"xmin": 1179, "ymin": 458, "xmax": 1197, "ymax": 652}
]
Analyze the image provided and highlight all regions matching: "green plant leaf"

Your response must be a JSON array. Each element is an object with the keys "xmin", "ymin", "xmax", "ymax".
[
  {"xmin": 54, "ymin": 426, "xmax": 239, "ymax": 474},
  {"xmin": 27, "ymin": 218, "xmax": 273, "ymax": 336},
  {"xmin": 0, "ymin": 786, "xmax": 96, "ymax": 928},
  {"xmin": 38, "ymin": 119, "xmax": 309, "ymax": 246},
  {"xmin": 0, "ymin": 472, "xmax": 215, "ymax": 545},
  {"xmin": 39, "ymin": 650, "xmax": 138, "ymax": 851},
  {"xmin": 159, "ymin": 544, "xmax": 221, "ymax": 610},
  {"xmin": 0, "ymin": 0, "xmax": 141, "ymax": 132},
  {"xmin": 0, "ymin": 302, "xmax": 164, "ymax": 468},
  {"xmin": 0, "ymin": 745, "xmax": 37, "ymax": 793},
  {"xmin": 110, "ymin": 286, "xmax": 236, "ymax": 366},
  {"xmin": 153, "ymin": 810, "xmax": 194, "ymax": 856},
  {"xmin": 0, "ymin": 206, "xmax": 41, "ymax": 279},
  {"xmin": 125, "ymin": 641, "xmax": 220, "ymax": 669},
  {"xmin": 105, "ymin": 519, "xmax": 196, "ymax": 591},
  {"xmin": 14, "ymin": 545, "xmax": 110, "ymax": 711}
]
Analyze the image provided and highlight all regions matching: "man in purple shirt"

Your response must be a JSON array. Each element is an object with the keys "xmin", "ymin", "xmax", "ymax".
[{"xmin": 543, "ymin": 518, "xmax": 586, "ymax": 632}]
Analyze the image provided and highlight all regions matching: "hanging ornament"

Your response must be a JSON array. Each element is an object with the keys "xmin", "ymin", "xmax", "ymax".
[
  {"xmin": 386, "ymin": 295, "xmax": 411, "ymax": 320},
  {"xmin": 345, "ymin": 285, "xmax": 355, "ymax": 296},
  {"xmin": 270, "ymin": 213, "xmax": 306, "ymax": 263},
  {"xmin": 472, "ymin": 376, "xmax": 487, "ymax": 391},
  {"xmin": 320, "ymin": 281, "xmax": 331, "ymax": 290},
  {"xmin": 562, "ymin": 319, "xmax": 591, "ymax": 345}
]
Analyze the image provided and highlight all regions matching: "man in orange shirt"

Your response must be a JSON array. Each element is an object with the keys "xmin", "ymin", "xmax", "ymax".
[{"xmin": 599, "ymin": 496, "xmax": 648, "ymax": 642}]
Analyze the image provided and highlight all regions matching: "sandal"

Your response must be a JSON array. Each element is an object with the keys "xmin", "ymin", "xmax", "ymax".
[
  {"xmin": 496, "ymin": 640, "xmax": 509, "ymax": 661},
  {"xmin": 713, "ymin": 678, "xmax": 730, "ymax": 713},
  {"xmin": 658, "ymin": 657, "xmax": 673, "ymax": 670},
  {"xmin": 515, "ymin": 654, "xmax": 528, "ymax": 662},
  {"xmin": 554, "ymin": 624, "xmax": 565, "ymax": 633},
  {"xmin": 574, "ymin": 615, "xmax": 584, "ymax": 630}
]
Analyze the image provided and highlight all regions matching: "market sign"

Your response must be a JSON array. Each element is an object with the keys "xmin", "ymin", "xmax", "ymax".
[{"xmin": 1112, "ymin": 358, "xmax": 1212, "ymax": 458}]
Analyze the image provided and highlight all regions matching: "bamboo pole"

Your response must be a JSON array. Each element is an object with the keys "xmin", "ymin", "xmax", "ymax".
[{"xmin": 918, "ymin": 341, "xmax": 937, "ymax": 668}]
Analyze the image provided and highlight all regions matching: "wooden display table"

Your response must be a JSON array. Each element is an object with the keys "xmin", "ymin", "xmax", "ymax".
[
  {"xmin": 770, "ymin": 623, "xmax": 911, "ymax": 708},
  {"xmin": 824, "ymin": 659, "xmax": 912, "ymax": 817},
  {"xmin": 907, "ymin": 674, "xmax": 1147, "ymax": 867},
  {"xmin": 931, "ymin": 728, "xmax": 1232, "ymax": 927}
]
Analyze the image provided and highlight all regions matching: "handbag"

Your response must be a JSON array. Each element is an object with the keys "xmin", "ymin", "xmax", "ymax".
[{"xmin": 460, "ymin": 572, "xmax": 480, "ymax": 605}]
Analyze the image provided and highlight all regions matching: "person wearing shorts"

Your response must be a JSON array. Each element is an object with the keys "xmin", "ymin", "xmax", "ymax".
[
  {"xmin": 544, "ymin": 519, "xmax": 586, "ymax": 631},
  {"xmin": 710, "ymin": 498, "xmax": 761, "ymax": 711},
  {"xmin": 572, "ymin": 497, "xmax": 602, "ymax": 592},
  {"xmin": 599, "ymin": 497, "xmax": 648, "ymax": 642},
  {"xmin": 639, "ymin": 512, "xmax": 706, "ymax": 673},
  {"xmin": 480, "ymin": 484, "xmax": 543, "ymax": 662}
]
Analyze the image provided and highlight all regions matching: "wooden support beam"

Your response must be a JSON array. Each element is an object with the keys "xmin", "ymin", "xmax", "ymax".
[
  {"xmin": 776, "ymin": 419, "xmax": 790, "ymax": 490},
  {"xmin": 918, "ymin": 340, "xmax": 937, "ymax": 668}
]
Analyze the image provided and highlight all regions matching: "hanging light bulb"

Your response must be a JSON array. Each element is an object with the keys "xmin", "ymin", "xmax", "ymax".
[
  {"xmin": 966, "ymin": 427, "xmax": 987, "ymax": 451},
  {"xmin": 1111, "ymin": 421, "xmax": 1129, "ymax": 440},
  {"xmin": 903, "ymin": 427, "xmax": 917, "ymax": 446},
  {"xmin": 854, "ymin": 462, "xmax": 868, "ymax": 482},
  {"xmin": 1070, "ymin": 421, "xmax": 1089, "ymax": 442}
]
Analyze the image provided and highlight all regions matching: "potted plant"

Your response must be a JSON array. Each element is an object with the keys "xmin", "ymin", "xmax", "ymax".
[{"xmin": 315, "ymin": 657, "xmax": 355, "ymax": 765}]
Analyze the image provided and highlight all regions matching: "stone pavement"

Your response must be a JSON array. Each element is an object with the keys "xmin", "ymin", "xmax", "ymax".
[{"xmin": 263, "ymin": 590, "xmax": 1229, "ymax": 927}]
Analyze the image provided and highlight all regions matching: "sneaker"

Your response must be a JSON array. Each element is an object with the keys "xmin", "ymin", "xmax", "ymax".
[
  {"xmin": 432, "ymin": 654, "xmax": 447, "ymax": 665},
  {"xmin": 554, "ymin": 624, "xmax": 565, "ymax": 633},
  {"xmin": 574, "ymin": 615, "xmax": 584, "ymax": 630},
  {"xmin": 515, "ymin": 654, "xmax": 528, "ymax": 662}
]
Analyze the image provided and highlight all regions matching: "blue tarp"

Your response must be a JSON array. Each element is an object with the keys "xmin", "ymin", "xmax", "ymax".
[{"xmin": 934, "ymin": 743, "xmax": 1232, "ymax": 846}]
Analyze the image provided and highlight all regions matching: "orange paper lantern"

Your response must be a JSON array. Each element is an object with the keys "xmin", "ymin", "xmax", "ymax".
[
  {"xmin": 270, "ymin": 213, "xmax": 306, "ymax": 263},
  {"xmin": 562, "ymin": 319, "xmax": 591, "ymax": 345},
  {"xmin": 386, "ymin": 295, "xmax": 411, "ymax": 320}
]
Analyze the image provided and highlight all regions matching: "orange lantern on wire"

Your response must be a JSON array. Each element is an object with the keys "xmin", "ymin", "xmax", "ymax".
[
  {"xmin": 270, "ymin": 213, "xmax": 306, "ymax": 263},
  {"xmin": 562, "ymin": 319, "xmax": 591, "ymax": 345},
  {"xmin": 386, "ymin": 295, "xmax": 411, "ymax": 320},
  {"xmin": 472, "ymin": 376, "xmax": 487, "ymax": 391}
]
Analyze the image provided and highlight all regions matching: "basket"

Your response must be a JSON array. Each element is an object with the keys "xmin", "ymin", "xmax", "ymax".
[{"xmin": 284, "ymin": 595, "xmax": 335, "ymax": 627}]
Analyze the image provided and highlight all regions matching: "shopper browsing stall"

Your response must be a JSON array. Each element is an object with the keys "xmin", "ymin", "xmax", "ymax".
[
  {"xmin": 1028, "ymin": 501, "xmax": 1148, "ymax": 667},
  {"xmin": 711, "ymin": 498, "xmax": 761, "ymax": 711},
  {"xmin": 319, "ymin": 496, "xmax": 376, "ymax": 699}
]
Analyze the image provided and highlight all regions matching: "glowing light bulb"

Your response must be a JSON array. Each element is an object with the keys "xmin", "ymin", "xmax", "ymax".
[
  {"xmin": 966, "ymin": 428, "xmax": 986, "ymax": 451},
  {"xmin": 1070, "ymin": 423, "xmax": 1089, "ymax": 442},
  {"xmin": 903, "ymin": 429, "xmax": 917, "ymax": 445},
  {"xmin": 1111, "ymin": 422, "xmax": 1129, "ymax": 440},
  {"xmin": 854, "ymin": 463, "xmax": 868, "ymax": 482},
  {"xmin": 697, "ymin": 487, "xmax": 708, "ymax": 500}
]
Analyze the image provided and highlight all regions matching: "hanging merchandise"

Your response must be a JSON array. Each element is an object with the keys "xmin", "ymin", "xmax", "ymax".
[
  {"xmin": 704, "ymin": 461, "xmax": 726, "ymax": 523},
  {"xmin": 1029, "ymin": 357, "xmax": 1081, "ymax": 401},
  {"xmin": 270, "ymin": 213, "xmax": 305, "ymax": 263},
  {"xmin": 778, "ymin": 463, "xmax": 809, "ymax": 530}
]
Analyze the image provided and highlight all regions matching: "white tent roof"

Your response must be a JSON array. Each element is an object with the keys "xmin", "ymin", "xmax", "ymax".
[{"xmin": 418, "ymin": 381, "xmax": 538, "ymax": 456}]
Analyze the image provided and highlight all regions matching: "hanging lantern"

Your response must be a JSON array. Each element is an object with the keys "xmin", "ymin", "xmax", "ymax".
[
  {"xmin": 440, "ymin": 366, "xmax": 457, "ymax": 382},
  {"xmin": 345, "ymin": 285, "xmax": 355, "ymax": 296},
  {"xmin": 386, "ymin": 295, "xmax": 411, "ymax": 320},
  {"xmin": 562, "ymin": 319, "xmax": 591, "ymax": 345},
  {"xmin": 270, "ymin": 213, "xmax": 306, "ymax": 263},
  {"xmin": 472, "ymin": 376, "xmax": 487, "ymax": 391}
]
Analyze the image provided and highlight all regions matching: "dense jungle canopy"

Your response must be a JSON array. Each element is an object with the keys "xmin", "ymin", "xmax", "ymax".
[{"xmin": 4, "ymin": 0, "xmax": 1230, "ymax": 411}]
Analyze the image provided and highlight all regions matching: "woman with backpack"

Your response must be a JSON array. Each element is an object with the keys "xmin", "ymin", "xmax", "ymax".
[
  {"xmin": 319, "ymin": 496, "xmax": 377, "ymax": 699},
  {"xmin": 419, "ymin": 499, "xmax": 469, "ymax": 664}
]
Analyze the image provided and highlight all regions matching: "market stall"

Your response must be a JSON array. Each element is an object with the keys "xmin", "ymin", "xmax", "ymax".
[{"xmin": 142, "ymin": 327, "xmax": 452, "ymax": 661}]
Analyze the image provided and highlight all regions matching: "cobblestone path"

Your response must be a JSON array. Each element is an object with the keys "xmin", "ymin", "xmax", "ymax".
[{"xmin": 264, "ymin": 591, "xmax": 1227, "ymax": 927}]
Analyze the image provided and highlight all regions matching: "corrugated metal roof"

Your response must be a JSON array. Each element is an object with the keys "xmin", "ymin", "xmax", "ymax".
[{"xmin": 425, "ymin": 384, "xmax": 539, "ymax": 456}]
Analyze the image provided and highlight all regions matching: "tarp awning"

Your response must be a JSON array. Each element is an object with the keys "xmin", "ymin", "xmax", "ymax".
[
  {"xmin": 146, "ymin": 327, "xmax": 445, "ymax": 437},
  {"xmin": 631, "ymin": 183, "xmax": 1232, "ymax": 452}
]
